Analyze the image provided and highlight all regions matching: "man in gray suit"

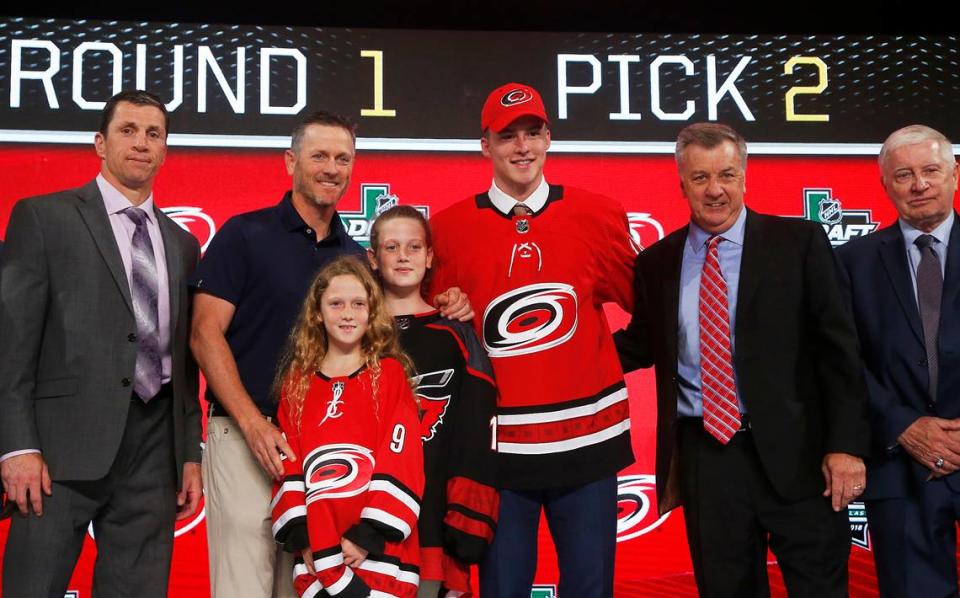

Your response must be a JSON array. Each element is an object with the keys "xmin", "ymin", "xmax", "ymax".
[{"xmin": 0, "ymin": 90, "xmax": 202, "ymax": 597}]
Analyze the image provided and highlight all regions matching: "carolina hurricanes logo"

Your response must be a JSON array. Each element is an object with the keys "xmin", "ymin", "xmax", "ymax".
[
  {"xmin": 303, "ymin": 444, "xmax": 375, "ymax": 502},
  {"xmin": 412, "ymin": 368, "xmax": 455, "ymax": 442},
  {"xmin": 627, "ymin": 212, "xmax": 664, "ymax": 252},
  {"xmin": 483, "ymin": 283, "xmax": 578, "ymax": 358},
  {"xmin": 162, "ymin": 206, "xmax": 218, "ymax": 252},
  {"xmin": 501, "ymin": 88, "xmax": 533, "ymax": 106},
  {"xmin": 616, "ymin": 474, "xmax": 671, "ymax": 542}
]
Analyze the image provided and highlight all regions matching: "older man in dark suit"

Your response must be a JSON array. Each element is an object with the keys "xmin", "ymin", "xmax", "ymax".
[
  {"xmin": 0, "ymin": 90, "xmax": 202, "ymax": 597},
  {"xmin": 615, "ymin": 122, "xmax": 871, "ymax": 597},
  {"xmin": 837, "ymin": 125, "xmax": 960, "ymax": 597}
]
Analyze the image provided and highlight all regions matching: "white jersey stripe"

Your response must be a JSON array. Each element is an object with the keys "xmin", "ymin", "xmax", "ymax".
[
  {"xmin": 271, "ymin": 505, "xmax": 306, "ymax": 538},
  {"xmin": 497, "ymin": 388, "xmax": 627, "ymax": 426},
  {"xmin": 301, "ymin": 580, "xmax": 323, "ymax": 598},
  {"xmin": 315, "ymin": 552, "xmax": 345, "ymax": 571},
  {"xmin": 270, "ymin": 479, "xmax": 305, "ymax": 511},
  {"xmin": 326, "ymin": 566, "xmax": 354, "ymax": 595},
  {"xmin": 360, "ymin": 507, "xmax": 413, "ymax": 539},
  {"xmin": 369, "ymin": 479, "xmax": 421, "ymax": 516},
  {"xmin": 498, "ymin": 419, "xmax": 631, "ymax": 455}
]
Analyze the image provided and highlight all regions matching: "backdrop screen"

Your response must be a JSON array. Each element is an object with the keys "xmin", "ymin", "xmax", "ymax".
[{"xmin": 1, "ymin": 18, "xmax": 958, "ymax": 597}]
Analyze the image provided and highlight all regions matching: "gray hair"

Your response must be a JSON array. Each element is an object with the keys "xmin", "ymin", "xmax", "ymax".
[
  {"xmin": 879, "ymin": 124, "xmax": 955, "ymax": 169},
  {"xmin": 675, "ymin": 123, "xmax": 748, "ymax": 170}
]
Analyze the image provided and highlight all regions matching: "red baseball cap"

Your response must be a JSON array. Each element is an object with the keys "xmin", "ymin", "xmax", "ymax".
[{"xmin": 481, "ymin": 82, "xmax": 550, "ymax": 133}]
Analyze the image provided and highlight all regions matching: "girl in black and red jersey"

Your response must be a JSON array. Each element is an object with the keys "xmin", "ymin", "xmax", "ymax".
[
  {"xmin": 271, "ymin": 256, "xmax": 423, "ymax": 598},
  {"xmin": 369, "ymin": 206, "xmax": 499, "ymax": 598}
]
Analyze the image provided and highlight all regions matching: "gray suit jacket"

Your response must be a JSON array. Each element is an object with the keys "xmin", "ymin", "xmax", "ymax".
[{"xmin": 0, "ymin": 180, "xmax": 201, "ymax": 488}]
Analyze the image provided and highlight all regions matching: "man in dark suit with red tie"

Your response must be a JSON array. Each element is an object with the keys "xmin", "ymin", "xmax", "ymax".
[
  {"xmin": 836, "ymin": 124, "xmax": 960, "ymax": 597},
  {"xmin": 615, "ymin": 122, "xmax": 871, "ymax": 596}
]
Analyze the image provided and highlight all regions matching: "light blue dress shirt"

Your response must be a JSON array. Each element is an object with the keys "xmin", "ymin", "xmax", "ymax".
[{"xmin": 677, "ymin": 208, "xmax": 748, "ymax": 418}]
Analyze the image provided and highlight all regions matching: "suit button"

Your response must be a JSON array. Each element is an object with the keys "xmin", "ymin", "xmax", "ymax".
[
  {"xmin": 927, "ymin": 403, "xmax": 936, "ymax": 411},
  {"xmin": 919, "ymin": 358, "xmax": 928, "ymax": 366},
  {"xmin": 128, "ymin": 333, "xmax": 137, "ymax": 342},
  {"xmin": 121, "ymin": 378, "xmax": 131, "ymax": 387}
]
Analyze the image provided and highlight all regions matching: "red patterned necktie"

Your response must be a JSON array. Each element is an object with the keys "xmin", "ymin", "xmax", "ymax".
[{"xmin": 699, "ymin": 235, "xmax": 741, "ymax": 444}]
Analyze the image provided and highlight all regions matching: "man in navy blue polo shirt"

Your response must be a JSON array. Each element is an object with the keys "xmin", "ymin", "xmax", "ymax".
[{"xmin": 190, "ymin": 111, "xmax": 471, "ymax": 598}]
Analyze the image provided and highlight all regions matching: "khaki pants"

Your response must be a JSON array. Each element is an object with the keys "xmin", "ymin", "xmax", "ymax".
[{"xmin": 204, "ymin": 416, "xmax": 297, "ymax": 598}]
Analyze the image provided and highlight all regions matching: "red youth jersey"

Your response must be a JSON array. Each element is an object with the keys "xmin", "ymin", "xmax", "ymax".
[
  {"xmin": 429, "ymin": 185, "xmax": 637, "ymax": 489},
  {"xmin": 271, "ymin": 358, "xmax": 424, "ymax": 598}
]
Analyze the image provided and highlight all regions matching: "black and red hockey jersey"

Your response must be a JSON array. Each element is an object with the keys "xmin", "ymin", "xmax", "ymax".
[
  {"xmin": 271, "ymin": 358, "xmax": 424, "ymax": 598},
  {"xmin": 395, "ymin": 310, "xmax": 499, "ymax": 595},
  {"xmin": 429, "ymin": 184, "xmax": 637, "ymax": 490}
]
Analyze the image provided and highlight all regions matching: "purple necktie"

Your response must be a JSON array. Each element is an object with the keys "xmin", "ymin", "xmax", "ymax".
[
  {"xmin": 915, "ymin": 234, "xmax": 942, "ymax": 400},
  {"xmin": 124, "ymin": 207, "xmax": 162, "ymax": 402}
]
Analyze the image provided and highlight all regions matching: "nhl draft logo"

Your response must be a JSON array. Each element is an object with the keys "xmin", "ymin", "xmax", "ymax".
[
  {"xmin": 501, "ymin": 88, "xmax": 533, "ymax": 106},
  {"xmin": 339, "ymin": 184, "xmax": 429, "ymax": 247},
  {"xmin": 483, "ymin": 283, "xmax": 578, "ymax": 357},
  {"xmin": 303, "ymin": 444, "xmax": 375, "ymax": 502},
  {"xmin": 848, "ymin": 501, "xmax": 871, "ymax": 550},
  {"xmin": 626, "ymin": 212, "xmax": 665, "ymax": 252},
  {"xmin": 530, "ymin": 586, "xmax": 557, "ymax": 598},
  {"xmin": 616, "ymin": 474, "xmax": 671, "ymax": 542},
  {"xmin": 162, "ymin": 206, "xmax": 217, "ymax": 252},
  {"xmin": 799, "ymin": 189, "xmax": 878, "ymax": 247},
  {"xmin": 412, "ymin": 368, "xmax": 455, "ymax": 442}
]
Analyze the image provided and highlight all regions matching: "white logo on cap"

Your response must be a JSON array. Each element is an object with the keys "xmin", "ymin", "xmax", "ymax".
[{"xmin": 501, "ymin": 89, "xmax": 533, "ymax": 106}]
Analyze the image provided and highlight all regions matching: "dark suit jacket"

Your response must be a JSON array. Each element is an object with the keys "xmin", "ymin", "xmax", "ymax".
[
  {"xmin": 0, "ymin": 180, "xmax": 201, "ymax": 487},
  {"xmin": 836, "ymin": 217, "xmax": 960, "ymax": 499},
  {"xmin": 616, "ymin": 209, "xmax": 871, "ymax": 514}
]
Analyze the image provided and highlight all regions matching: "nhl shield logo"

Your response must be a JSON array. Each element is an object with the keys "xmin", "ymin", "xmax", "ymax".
[{"xmin": 817, "ymin": 197, "xmax": 843, "ymax": 225}]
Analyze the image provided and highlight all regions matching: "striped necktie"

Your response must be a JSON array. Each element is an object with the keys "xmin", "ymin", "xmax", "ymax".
[
  {"xmin": 124, "ymin": 207, "xmax": 163, "ymax": 402},
  {"xmin": 699, "ymin": 235, "xmax": 741, "ymax": 443}
]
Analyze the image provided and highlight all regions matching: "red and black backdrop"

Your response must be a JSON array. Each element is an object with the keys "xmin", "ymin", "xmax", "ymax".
[{"xmin": 0, "ymin": 17, "xmax": 958, "ymax": 597}]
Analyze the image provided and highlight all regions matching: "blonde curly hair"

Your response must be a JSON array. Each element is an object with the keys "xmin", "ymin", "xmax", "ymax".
[{"xmin": 274, "ymin": 256, "xmax": 415, "ymax": 428}]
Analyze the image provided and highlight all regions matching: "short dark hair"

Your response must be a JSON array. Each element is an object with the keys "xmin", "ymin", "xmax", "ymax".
[
  {"xmin": 99, "ymin": 90, "xmax": 169, "ymax": 137},
  {"xmin": 675, "ymin": 122, "xmax": 748, "ymax": 169},
  {"xmin": 291, "ymin": 111, "xmax": 358, "ymax": 153}
]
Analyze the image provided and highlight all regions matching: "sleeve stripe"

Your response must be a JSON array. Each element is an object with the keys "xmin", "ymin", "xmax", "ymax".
[
  {"xmin": 314, "ymin": 552, "xmax": 344, "ymax": 571},
  {"xmin": 270, "ymin": 479, "xmax": 305, "ymax": 511},
  {"xmin": 360, "ymin": 507, "xmax": 412, "ymax": 539},
  {"xmin": 369, "ymin": 479, "xmax": 421, "ymax": 516},
  {"xmin": 372, "ymin": 474, "xmax": 419, "ymax": 503},
  {"xmin": 326, "ymin": 566, "xmax": 355, "ymax": 595},
  {"xmin": 271, "ymin": 505, "xmax": 306, "ymax": 538},
  {"xmin": 302, "ymin": 580, "xmax": 323, "ymax": 598}
]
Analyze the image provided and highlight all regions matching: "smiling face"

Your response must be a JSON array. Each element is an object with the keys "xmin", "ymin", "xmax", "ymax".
[
  {"xmin": 881, "ymin": 139, "xmax": 959, "ymax": 232},
  {"xmin": 369, "ymin": 216, "xmax": 433, "ymax": 294},
  {"xmin": 94, "ymin": 101, "xmax": 167, "ymax": 195},
  {"xmin": 678, "ymin": 140, "xmax": 746, "ymax": 235},
  {"xmin": 481, "ymin": 115, "xmax": 551, "ymax": 200},
  {"xmin": 286, "ymin": 123, "xmax": 355, "ymax": 212},
  {"xmin": 319, "ymin": 274, "xmax": 370, "ymax": 353}
]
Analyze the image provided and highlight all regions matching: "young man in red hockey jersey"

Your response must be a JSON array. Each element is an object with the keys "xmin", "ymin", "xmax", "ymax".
[{"xmin": 428, "ymin": 82, "xmax": 638, "ymax": 597}]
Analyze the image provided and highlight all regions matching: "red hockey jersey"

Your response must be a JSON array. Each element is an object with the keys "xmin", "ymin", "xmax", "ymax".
[
  {"xmin": 429, "ymin": 185, "xmax": 637, "ymax": 490},
  {"xmin": 396, "ymin": 311, "xmax": 499, "ymax": 594},
  {"xmin": 271, "ymin": 358, "xmax": 424, "ymax": 598}
]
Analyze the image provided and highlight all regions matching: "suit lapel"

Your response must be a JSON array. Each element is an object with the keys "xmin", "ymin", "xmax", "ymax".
[
  {"xmin": 734, "ymin": 209, "xmax": 762, "ymax": 322},
  {"xmin": 661, "ymin": 227, "xmax": 687, "ymax": 365},
  {"xmin": 877, "ymin": 223, "xmax": 924, "ymax": 345},
  {"xmin": 156, "ymin": 207, "xmax": 183, "ymax": 334},
  {"xmin": 74, "ymin": 180, "xmax": 134, "ymax": 315},
  {"xmin": 942, "ymin": 214, "xmax": 960, "ymax": 313}
]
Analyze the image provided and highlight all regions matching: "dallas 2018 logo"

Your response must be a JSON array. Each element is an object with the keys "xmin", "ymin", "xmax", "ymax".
[
  {"xmin": 339, "ymin": 184, "xmax": 429, "ymax": 247},
  {"xmin": 798, "ymin": 189, "xmax": 878, "ymax": 246}
]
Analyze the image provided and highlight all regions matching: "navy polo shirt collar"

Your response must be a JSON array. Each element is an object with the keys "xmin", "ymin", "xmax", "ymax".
[{"xmin": 278, "ymin": 191, "xmax": 351, "ymax": 246}]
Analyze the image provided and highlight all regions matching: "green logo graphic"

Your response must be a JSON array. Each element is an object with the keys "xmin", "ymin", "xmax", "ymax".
[
  {"xmin": 801, "ymin": 188, "xmax": 878, "ymax": 246},
  {"xmin": 531, "ymin": 586, "xmax": 558, "ymax": 598},
  {"xmin": 339, "ymin": 183, "xmax": 429, "ymax": 247}
]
